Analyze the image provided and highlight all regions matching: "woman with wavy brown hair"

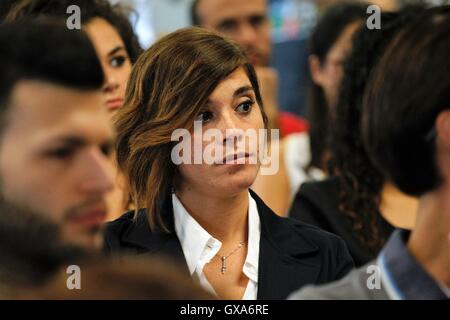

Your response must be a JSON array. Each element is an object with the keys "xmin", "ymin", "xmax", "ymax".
[{"xmin": 104, "ymin": 27, "xmax": 353, "ymax": 300}]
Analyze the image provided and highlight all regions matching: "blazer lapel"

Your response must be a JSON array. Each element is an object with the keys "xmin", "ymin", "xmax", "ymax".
[{"xmin": 250, "ymin": 190, "xmax": 322, "ymax": 299}]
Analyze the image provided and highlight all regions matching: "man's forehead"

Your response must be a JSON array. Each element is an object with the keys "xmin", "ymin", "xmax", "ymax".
[
  {"xmin": 198, "ymin": 0, "xmax": 267, "ymax": 24},
  {"xmin": 9, "ymin": 80, "xmax": 103, "ymax": 123},
  {"xmin": 21, "ymin": 115, "xmax": 114, "ymax": 149},
  {"xmin": 6, "ymin": 80, "xmax": 111, "ymax": 139}
]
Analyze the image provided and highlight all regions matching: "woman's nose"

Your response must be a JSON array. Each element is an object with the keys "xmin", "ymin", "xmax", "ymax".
[{"xmin": 102, "ymin": 74, "xmax": 119, "ymax": 94}]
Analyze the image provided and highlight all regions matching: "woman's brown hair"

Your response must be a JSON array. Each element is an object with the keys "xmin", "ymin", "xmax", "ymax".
[{"xmin": 114, "ymin": 27, "xmax": 267, "ymax": 231}]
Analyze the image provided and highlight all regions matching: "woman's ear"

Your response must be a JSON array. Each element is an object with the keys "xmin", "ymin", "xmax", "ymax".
[
  {"xmin": 309, "ymin": 55, "xmax": 324, "ymax": 86},
  {"xmin": 436, "ymin": 110, "xmax": 450, "ymax": 148}
]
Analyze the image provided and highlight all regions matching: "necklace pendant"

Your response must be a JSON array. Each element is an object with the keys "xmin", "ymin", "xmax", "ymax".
[{"xmin": 221, "ymin": 256, "xmax": 226, "ymax": 274}]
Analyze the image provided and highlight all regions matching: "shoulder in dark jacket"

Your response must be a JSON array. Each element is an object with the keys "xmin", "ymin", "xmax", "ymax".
[{"xmin": 288, "ymin": 178, "xmax": 394, "ymax": 267}]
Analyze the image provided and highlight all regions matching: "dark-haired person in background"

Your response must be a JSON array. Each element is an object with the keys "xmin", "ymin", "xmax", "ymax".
[
  {"xmin": 290, "ymin": 5, "xmax": 450, "ymax": 299},
  {"xmin": 283, "ymin": 2, "xmax": 367, "ymax": 201},
  {"xmin": 289, "ymin": 6, "xmax": 424, "ymax": 267},
  {"xmin": 6, "ymin": 0, "xmax": 142, "ymax": 112},
  {"xmin": 0, "ymin": 22, "xmax": 114, "ymax": 250},
  {"xmin": 6, "ymin": 0, "xmax": 143, "ymax": 220}
]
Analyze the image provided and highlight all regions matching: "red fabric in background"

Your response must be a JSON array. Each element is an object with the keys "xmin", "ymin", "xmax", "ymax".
[{"xmin": 279, "ymin": 111, "xmax": 309, "ymax": 137}]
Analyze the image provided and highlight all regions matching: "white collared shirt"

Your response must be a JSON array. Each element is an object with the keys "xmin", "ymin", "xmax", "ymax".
[{"xmin": 172, "ymin": 191, "xmax": 260, "ymax": 300}]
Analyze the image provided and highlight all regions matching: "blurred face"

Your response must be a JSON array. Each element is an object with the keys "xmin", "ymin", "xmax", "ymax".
[
  {"xmin": 177, "ymin": 68, "xmax": 265, "ymax": 198},
  {"xmin": 84, "ymin": 18, "xmax": 132, "ymax": 112},
  {"xmin": 197, "ymin": 0, "xmax": 271, "ymax": 66},
  {"xmin": 310, "ymin": 21, "xmax": 361, "ymax": 109},
  {"xmin": 0, "ymin": 81, "xmax": 115, "ymax": 250}
]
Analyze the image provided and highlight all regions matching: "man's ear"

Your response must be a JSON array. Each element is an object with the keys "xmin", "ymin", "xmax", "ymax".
[
  {"xmin": 309, "ymin": 55, "xmax": 324, "ymax": 86},
  {"xmin": 436, "ymin": 110, "xmax": 450, "ymax": 148}
]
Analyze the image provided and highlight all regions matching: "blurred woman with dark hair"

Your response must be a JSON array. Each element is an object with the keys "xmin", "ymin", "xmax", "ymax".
[
  {"xmin": 6, "ymin": 0, "xmax": 142, "ymax": 112},
  {"xmin": 283, "ymin": 2, "xmax": 367, "ymax": 201},
  {"xmin": 291, "ymin": 6, "xmax": 450, "ymax": 299},
  {"xmin": 289, "ymin": 6, "xmax": 424, "ymax": 267},
  {"xmin": 105, "ymin": 27, "xmax": 353, "ymax": 300}
]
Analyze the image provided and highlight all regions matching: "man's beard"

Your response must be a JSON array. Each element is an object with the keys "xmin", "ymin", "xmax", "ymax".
[
  {"xmin": 0, "ymin": 195, "xmax": 86, "ymax": 289},
  {"xmin": 0, "ymin": 176, "xmax": 107, "ymax": 251}
]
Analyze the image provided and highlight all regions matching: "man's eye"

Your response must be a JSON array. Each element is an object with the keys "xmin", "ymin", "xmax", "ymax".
[
  {"xmin": 196, "ymin": 111, "xmax": 214, "ymax": 123},
  {"xmin": 110, "ymin": 56, "xmax": 126, "ymax": 68},
  {"xmin": 236, "ymin": 100, "xmax": 254, "ymax": 113},
  {"xmin": 250, "ymin": 15, "xmax": 266, "ymax": 28},
  {"xmin": 218, "ymin": 20, "xmax": 237, "ymax": 33},
  {"xmin": 46, "ymin": 148, "xmax": 73, "ymax": 159}
]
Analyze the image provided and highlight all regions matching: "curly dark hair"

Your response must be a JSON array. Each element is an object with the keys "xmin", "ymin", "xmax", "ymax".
[
  {"xmin": 5, "ymin": 0, "xmax": 142, "ymax": 63},
  {"xmin": 328, "ymin": 6, "xmax": 425, "ymax": 255},
  {"xmin": 308, "ymin": 2, "xmax": 367, "ymax": 170}
]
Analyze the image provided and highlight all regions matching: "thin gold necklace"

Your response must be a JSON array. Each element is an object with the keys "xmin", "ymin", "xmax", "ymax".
[{"xmin": 216, "ymin": 241, "xmax": 245, "ymax": 274}]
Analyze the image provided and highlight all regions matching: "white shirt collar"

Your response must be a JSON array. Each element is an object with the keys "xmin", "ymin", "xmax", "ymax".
[
  {"xmin": 172, "ymin": 192, "xmax": 218, "ymax": 275},
  {"xmin": 172, "ymin": 191, "xmax": 261, "ymax": 299}
]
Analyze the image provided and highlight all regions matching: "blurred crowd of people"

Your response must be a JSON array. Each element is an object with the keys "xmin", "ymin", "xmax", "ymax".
[{"xmin": 0, "ymin": 0, "xmax": 449, "ymax": 300}]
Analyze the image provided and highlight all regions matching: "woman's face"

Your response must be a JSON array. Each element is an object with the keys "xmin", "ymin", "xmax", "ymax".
[
  {"xmin": 310, "ymin": 21, "xmax": 361, "ymax": 109},
  {"xmin": 84, "ymin": 18, "xmax": 132, "ymax": 112},
  {"xmin": 177, "ymin": 67, "xmax": 265, "ymax": 198}
]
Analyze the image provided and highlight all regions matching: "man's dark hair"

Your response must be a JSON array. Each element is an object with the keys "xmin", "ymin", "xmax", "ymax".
[
  {"xmin": 0, "ymin": 21, "xmax": 104, "ymax": 129},
  {"xmin": 363, "ymin": 6, "xmax": 450, "ymax": 197},
  {"xmin": 6, "ymin": 0, "xmax": 142, "ymax": 63}
]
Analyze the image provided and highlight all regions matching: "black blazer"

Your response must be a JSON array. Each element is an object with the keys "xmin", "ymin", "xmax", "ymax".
[
  {"xmin": 104, "ymin": 190, "xmax": 354, "ymax": 299},
  {"xmin": 289, "ymin": 178, "xmax": 394, "ymax": 267}
]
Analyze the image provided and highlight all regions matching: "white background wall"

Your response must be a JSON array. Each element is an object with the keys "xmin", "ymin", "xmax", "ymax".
[{"xmin": 113, "ymin": 0, "xmax": 193, "ymax": 48}]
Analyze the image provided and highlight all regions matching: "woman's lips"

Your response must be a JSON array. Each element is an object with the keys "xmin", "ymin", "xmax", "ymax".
[
  {"xmin": 218, "ymin": 152, "xmax": 252, "ymax": 165},
  {"xmin": 106, "ymin": 98, "xmax": 123, "ymax": 111}
]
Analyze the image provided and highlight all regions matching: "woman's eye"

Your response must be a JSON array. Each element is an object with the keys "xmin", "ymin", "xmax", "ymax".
[
  {"xmin": 236, "ymin": 100, "xmax": 254, "ymax": 113},
  {"xmin": 196, "ymin": 111, "xmax": 214, "ymax": 123},
  {"xmin": 110, "ymin": 56, "xmax": 126, "ymax": 68},
  {"xmin": 100, "ymin": 142, "xmax": 113, "ymax": 157}
]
